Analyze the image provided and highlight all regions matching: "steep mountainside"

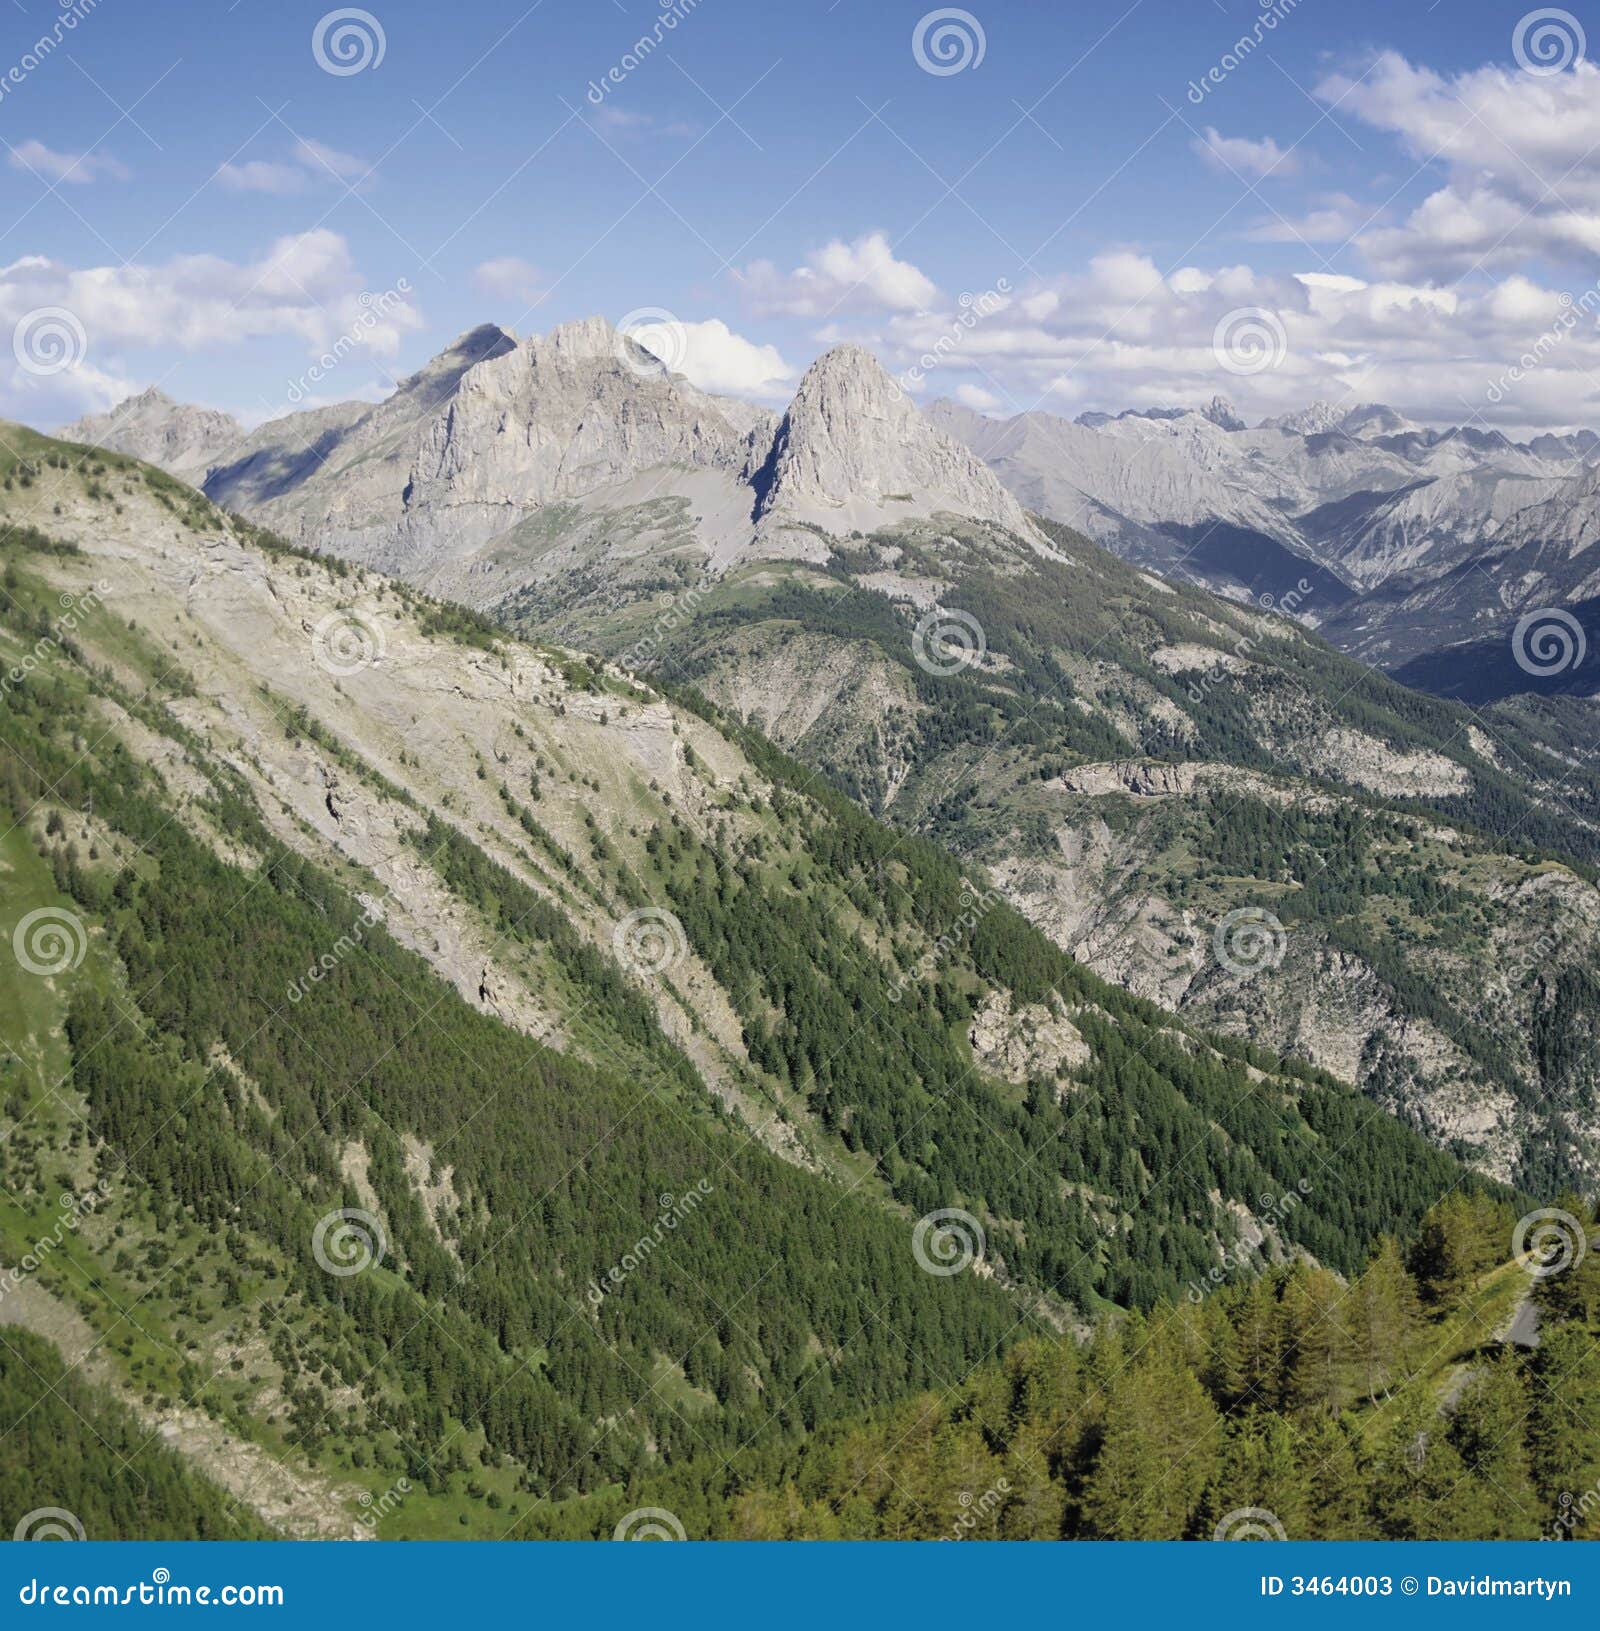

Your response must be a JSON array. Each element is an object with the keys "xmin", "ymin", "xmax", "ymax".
[
  {"xmin": 0, "ymin": 425, "xmax": 1487, "ymax": 1536},
  {"xmin": 522, "ymin": 1209, "xmax": 1600, "ymax": 1541},
  {"xmin": 54, "ymin": 336, "xmax": 1600, "ymax": 1192}
]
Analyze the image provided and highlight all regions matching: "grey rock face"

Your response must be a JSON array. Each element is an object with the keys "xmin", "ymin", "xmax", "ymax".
[
  {"xmin": 754, "ymin": 344, "xmax": 1038, "ymax": 539},
  {"xmin": 74, "ymin": 319, "xmax": 1043, "ymax": 584},
  {"xmin": 62, "ymin": 387, "xmax": 242, "ymax": 482}
]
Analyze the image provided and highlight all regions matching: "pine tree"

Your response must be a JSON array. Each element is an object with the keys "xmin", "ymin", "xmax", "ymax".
[
  {"xmin": 1528, "ymin": 1323, "xmax": 1600, "ymax": 1535},
  {"xmin": 1351, "ymin": 1236, "xmax": 1424, "ymax": 1400},
  {"xmin": 1298, "ymin": 1414, "xmax": 1370, "ymax": 1539},
  {"xmin": 1082, "ymin": 1334, "xmax": 1221, "ymax": 1539},
  {"xmin": 1367, "ymin": 1388, "xmax": 1476, "ymax": 1540},
  {"xmin": 1282, "ymin": 1266, "xmax": 1354, "ymax": 1415},
  {"xmin": 1448, "ymin": 1354, "xmax": 1540, "ymax": 1539},
  {"xmin": 1411, "ymin": 1193, "xmax": 1499, "ymax": 1306},
  {"xmin": 1231, "ymin": 1276, "xmax": 1285, "ymax": 1410},
  {"xmin": 1201, "ymin": 1409, "xmax": 1309, "ymax": 1539}
]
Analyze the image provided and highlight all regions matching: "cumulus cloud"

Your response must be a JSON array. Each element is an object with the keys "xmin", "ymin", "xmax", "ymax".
[
  {"xmin": 1191, "ymin": 127, "xmax": 1298, "ymax": 179},
  {"xmin": 1320, "ymin": 53, "xmax": 1600, "ymax": 277},
  {"xmin": 668, "ymin": 318, "xmax": 793, "ymax": 400},
  {"xmin": 472, "ymin": 257, "xmax": 547, "ymax": 307},
  {"xmin": 856, "ymin": 252, "xmax": 1600, "ymax": 432},
  {"xmin": 736, "ymin": 231, "xmax": 939, "ymax": 317},
  {"xmin": 8, "ymin": 141, "xmax": 129, "ymax": 185},
  {"xmin": 0, "ymin": 232, "xmax": 423, "ymax": 424}
]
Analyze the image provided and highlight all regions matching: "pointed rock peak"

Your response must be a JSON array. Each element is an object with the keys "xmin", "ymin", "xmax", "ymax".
[
  {"xmin": 409, "ymin": 322, "xmax": 516, "ymax": 381},
  {"xmin": 753, "ymin": 341, "xmax": 1036, "ymax": 540},
  {"xmin": 1202, "ymin": 395, "xmax": 1245, "ymax": 431},
  {"xmin": 384, "ymin": 324, "xmax": 517, "ymax": 412},
  {"xmin": 449, "ymin": 321, "xmax": 517, "ymax": 358},
  {"xmin": 122, "ymin": 385, "xmax": 177, "ymax": 410},
  {"xmin": 1340, "ymin": 402, "xmax": 1416, "ymax": 439},
  {"xmin": 794, "ymin": 342, "xmax": 896, "ymax": 397}
]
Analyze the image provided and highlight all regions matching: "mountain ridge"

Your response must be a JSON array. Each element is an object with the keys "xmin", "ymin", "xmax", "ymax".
[{"xmin": 49, "ymin": 333, "xmax": 1600, "ymax": 1188}]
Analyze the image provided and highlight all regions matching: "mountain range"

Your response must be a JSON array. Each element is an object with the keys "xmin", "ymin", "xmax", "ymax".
[
  {"xmin": 927, "ymin": 394, "xmax": 1600, "ymax": 687},
  {"xmin": 59, "ymin": 320, "xmax": 1600, "ymax": 1193},
  {"xmin": 2, "ymin": 313, "xmax": 1596, "ymax": 1541},
  {"xmin": 3, "ymin": 418, "xmax": 1509, "ymax": 1538}
]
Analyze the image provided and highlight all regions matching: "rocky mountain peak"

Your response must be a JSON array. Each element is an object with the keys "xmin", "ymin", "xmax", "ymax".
[
  {"xmin": 752, "ymin": 344, "xmax": 1037, "ymax": 538},
  {"xmin": 531, "ymin": 313, "xmax": 621, "ymax": 366},
  {"xmin": 1202, "ymin": 395, "xmax": 1245, "ymax": 431},
  {"xmin": 62, "ymin": 386, "xmax": 244, "ymax": 481},
  {"xmin": 1262, "ymin": 401, "xmax": 1345, "ymax": 437}
]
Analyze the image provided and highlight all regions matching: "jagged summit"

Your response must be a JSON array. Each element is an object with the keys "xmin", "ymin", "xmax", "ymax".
[
  {"xmin": 1201, "ymin": 395, "xmax": 1245, "ymax": 432},
  {"xmin": 1339, "ymin": 402, "xmax": 1418, "ymax": 440},
  {"xmin": 1263, "ymin": 401, "xmax": 1345, "ymax": 437},
  {"xmin": 753, "ymin": 343, "xmax": 1036, "ymax": 539}
]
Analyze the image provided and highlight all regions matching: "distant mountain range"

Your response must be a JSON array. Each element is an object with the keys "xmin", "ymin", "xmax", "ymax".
[
  {"xmin": 69, "ymin": 357, "xmax": 1600, "ymax": 703},
  {"xmin": 927, "ymin": 394, "xmax": 1600, "ymax": 693}
]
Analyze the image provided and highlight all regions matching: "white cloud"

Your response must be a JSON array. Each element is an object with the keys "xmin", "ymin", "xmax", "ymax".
[
  {"xmin": 0, "ymin": 233, "xmax": 423, "ymax": 425},
  {"xmin": 590, "ymin": 106, "xmax": 653, "ymax": 130},
  {"xmin": 8, "ymin": 141, "xmax": 129, "ymax": 185},
  {"xmin": 1248, "ymin": 194, "xmax": 1372, "ymax": 244},
  {"xmin": 218, "ymin": 139, "xmax": 374, "ymax": 196},
  {"xmin": 1191, "ymin": 127, "xmax": 1298, "ymax": 179},
  {"xmin": 671, "ymin": 318, "xmax": 793, "ymax": 400},
  {"xmin": 953, "ymin": 382, "xmax": 1001, "ymax": 412},
  {"xmin": 293, "ymin": 138, "xmax": 372, "ymax": 186},
  {"xmin": 843, "ymin": 253, "xmax": 1600, "ymax": 432},
  {"xmin": 219, "ymin": 160, "xmax": 306, "ymax": 195},
  {"xmin": 736, "ymin": 231, "xmax": 939, "ymax": 317},
  {"xmin": 1320, "ymin": 54, "xmax": 1600, "ymax": 277},
  {"xmin": 472, "ymin": 257, "xmax": 547, "ymax": 307}
]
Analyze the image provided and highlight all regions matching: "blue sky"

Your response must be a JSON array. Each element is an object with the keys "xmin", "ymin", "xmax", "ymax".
[{"xmin": 7, "ymin": 0, "xmax": 1600, "ymax": 432}]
